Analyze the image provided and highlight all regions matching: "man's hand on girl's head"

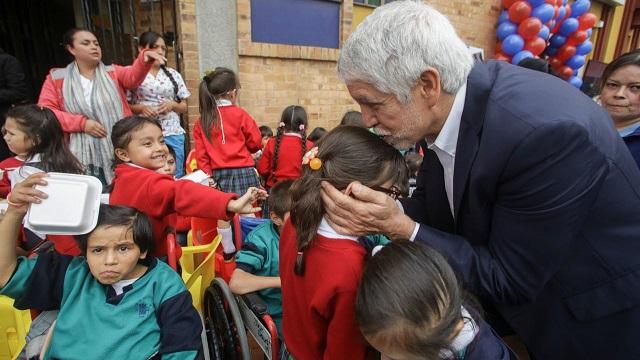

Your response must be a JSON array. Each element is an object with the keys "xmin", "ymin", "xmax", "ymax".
[{"xmin": 320, "ymin": 181, "xmax": 415, "ymax": 240}]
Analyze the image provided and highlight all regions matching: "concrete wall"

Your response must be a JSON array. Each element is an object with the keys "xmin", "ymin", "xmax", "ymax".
[{"xmin": 196, "ymin": 0, "xmax": 238, "ymax": 74}]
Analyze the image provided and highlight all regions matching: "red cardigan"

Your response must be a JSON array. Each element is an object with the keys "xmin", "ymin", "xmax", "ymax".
[
  {"xmin": 279, "ymin": 221, "xmax": 369, "ymax": 360},
  {"xmin": 193, "ymin": 104, "xmax": 262, "ymax": 175},
  {"xmin": 257, "ymin": 134, "xmax": 313, "ymax": 188},
  {"xmin": 109, "ymin": 164, "xmax": 236, "ymax": 255},
  {"xmin": 37, "ymin": 49, "xmax": 153, "ymax": 133},
  {"xmin": 0, "ymin": 156, "xmax": 23, "ymax": 197}
]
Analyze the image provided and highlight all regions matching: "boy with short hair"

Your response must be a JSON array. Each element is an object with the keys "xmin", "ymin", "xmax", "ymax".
[{"xmin": 229, "ymin": 179, "xmax": 293, "ymax": 336}]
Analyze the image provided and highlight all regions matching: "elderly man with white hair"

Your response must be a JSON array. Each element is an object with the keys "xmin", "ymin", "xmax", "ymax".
[{"xmin": 322, "ymin": 1, "xmax": 640, "ymax": 359}]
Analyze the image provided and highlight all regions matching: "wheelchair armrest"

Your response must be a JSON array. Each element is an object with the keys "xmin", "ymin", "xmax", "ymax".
[{"xmin": 240, "ymin": 292, "xmax": 268, "ymax": 317}]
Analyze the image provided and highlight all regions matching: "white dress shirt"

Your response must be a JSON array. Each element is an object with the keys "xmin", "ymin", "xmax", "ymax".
[{"xmin": 407, "ymin": 82, "xmax": 467, "ymax": 241}]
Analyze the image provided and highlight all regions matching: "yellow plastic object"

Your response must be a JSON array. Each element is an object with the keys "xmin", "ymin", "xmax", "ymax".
[
  {"xmin": 0, "ymin": 295, "xmax": 31, "ymax": 360},
  {"xmin": 180, "ymin": 234, "xmax": 220, "ymax": 312}
]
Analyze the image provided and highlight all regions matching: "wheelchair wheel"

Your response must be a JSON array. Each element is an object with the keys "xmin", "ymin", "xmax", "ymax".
[
  {"xmin": 212, "ymin": 277, "xmax": 251, "ymax": 360},
  {"xmin": 204, "ymin": 285, "xmax": 236, "ymax": 359}
]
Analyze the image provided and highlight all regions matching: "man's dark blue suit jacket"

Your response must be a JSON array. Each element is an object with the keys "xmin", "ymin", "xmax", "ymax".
[{"xmin": 401, "ymin": 61, "xmax": 640, "ymax": 359}]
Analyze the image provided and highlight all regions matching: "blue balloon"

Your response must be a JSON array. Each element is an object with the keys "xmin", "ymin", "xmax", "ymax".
[
  {"xmin": 548, "ymin": 19, "xmax": 556, "ymax": 30},
  {"xmin": 576, "ymin": 40, "xmax": 593, "ymax": 55},
  {"xmin": 532, "ymin": 4, "xmax": 555, "ymax": 24},
  {"xmin": 512, "ymin": 50, "xmax": 534, "ymax": 65},
  {"xmin": 503, "ymin": 34, "xmax": 525, "ymax": 56},
  {"xmin": 545, "ymin": 47, "xmax": 558, "ymax": 56},
  {"xmin": 498, "ymin": 10, "xmax": 509, "ymax": 24},
  {"xmin": 528, "ymin": 0, "xmax": 546, "ymax": 7},
  {"xmin": 571, "ymin": 0, "xmax": 591, "ymax": 18},
  {"xmin": 497, "ymin": 21, "xmax": 518, "ymax": 41},
  {"xmin": 568, "ymin": 76, "xmax": 583, "ymax": 88},
  {"xmin": 538, "ymin": 25, "xmax": 551, "ymax": 40},
  {"xmin": 587, "ymin": 28, "xmax": 593, "ymax": 37},
  {"xmin": 557, "ymin": 6, "xmax": 566, "ymax": 21},
  {"xmin": 566, "ymin": 55, "xmax": 586, "ymax": 69},
  {"xmin": 559, "ymin": 18, "xmax": 580, "ymax": 36},
  {"xmin": 550, "ymin": 34, "xmax": 567, "ymax": 48},
  {"xmin": 562, "ymin": 0, "xmax": 568, "ymax": 5}
]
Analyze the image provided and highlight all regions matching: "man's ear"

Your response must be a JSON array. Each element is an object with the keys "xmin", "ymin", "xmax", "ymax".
[
  {"xmin": 269, "ymin": 212, "xmax": 283, "ymax": 227},
  {"xmin": 417, "ymin": 68, "xmax": 442, "ymax": 107},
  {"xmin": 114, "ymin": 148, "xmax": 130, "ymax": 163},
  {"xmin": 139, "ymin": 250, "xmax": 148, "ymax": 260}
]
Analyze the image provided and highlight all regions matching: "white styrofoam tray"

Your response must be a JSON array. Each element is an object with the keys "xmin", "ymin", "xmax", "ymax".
[{"xmin": 25, "ymin": 172, "xmax": 102, "ymax": 235}]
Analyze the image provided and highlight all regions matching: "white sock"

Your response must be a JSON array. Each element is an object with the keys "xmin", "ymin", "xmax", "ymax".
[{"xmin": 218, "ymin": 227, "xmax": 235, "ymax": 254}]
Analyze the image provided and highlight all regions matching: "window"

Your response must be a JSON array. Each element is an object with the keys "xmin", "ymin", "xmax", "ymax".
[{"xmin": 251, "ymin": 0, "xmax": 340, "ymax": 49}]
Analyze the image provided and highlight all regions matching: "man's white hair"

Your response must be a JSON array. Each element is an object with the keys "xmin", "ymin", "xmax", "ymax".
[{"xmin": 337, "ymin": 0, "xmax": 473, "ymax": 103}]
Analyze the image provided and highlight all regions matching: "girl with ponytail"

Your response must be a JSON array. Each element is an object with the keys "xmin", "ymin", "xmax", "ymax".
[
  {"xmin": 193, "ymin": 67, "xmax": 262, "ymax": 257},
  {"xmin": 129, "ymin": 31, "xmax": 190, "ymax": 178},
  {"xmin": 278, "ymin": 125, "xmax": 409, "ymax": 359},
  {"xmin": 256, "ymin": 105, "xmax": 313, "ymax": 190}
]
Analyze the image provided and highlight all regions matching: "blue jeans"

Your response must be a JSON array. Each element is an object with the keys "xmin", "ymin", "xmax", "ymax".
[{"xmin": 164, "ymin": 134, "xmax": 185, "ymax": 178}]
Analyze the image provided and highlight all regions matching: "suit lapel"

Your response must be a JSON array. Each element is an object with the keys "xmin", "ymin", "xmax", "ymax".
[{"xmin": 453, "ymin": 64, "xmax": 490, "ymax": 221}]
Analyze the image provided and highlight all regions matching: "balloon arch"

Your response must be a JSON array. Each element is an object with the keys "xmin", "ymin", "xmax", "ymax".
[{"xmin": 495, "ymin": 0, "xmax": 598, "ymax": 88}]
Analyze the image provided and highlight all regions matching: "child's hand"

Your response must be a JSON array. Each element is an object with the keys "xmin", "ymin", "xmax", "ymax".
[
  {"xmin": 8, "ymin": 173, "xmax": 49, "ymax": 214},
  {"xmin": 226, "ymin": 187, "xmax": 268, "ymax": 214}
]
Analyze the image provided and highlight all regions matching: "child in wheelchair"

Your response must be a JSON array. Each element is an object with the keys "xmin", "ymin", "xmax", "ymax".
[
  {"xmin": 0, "ymin": 174, "xmax": 203, "ymax": 359},
  {"xmin": 229, "ymin": 179, "xmax": 294, "ymax": 337}
]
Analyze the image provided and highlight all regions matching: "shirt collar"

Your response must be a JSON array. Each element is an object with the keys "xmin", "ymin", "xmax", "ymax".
[
  {"xmin": 216, "ymin": 99, "xmax": 233, "ymax": 107},
  {"xmin": 426, "ymin": 82, "xmax": 467, "ymax": 157},
  {"xmin": 317, "ymin": 217, "xmax": 359, "ymax": 241},
  {"xmin": 618, "ymin": 122, "xmax": 640, "ymax": 137}
]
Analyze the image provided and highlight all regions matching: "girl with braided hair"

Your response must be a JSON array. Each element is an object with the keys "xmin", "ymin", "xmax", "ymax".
[
  {"xmin": 193, "ymin": 67, "xmax": 262, "ymax": 257},
  {"xmin": 257, "ymin": 105, "xmax": 312, "ymax": 190},
  {"xmin": 129, "ymin": 31, "xmax": 190, "ymax": 177}
]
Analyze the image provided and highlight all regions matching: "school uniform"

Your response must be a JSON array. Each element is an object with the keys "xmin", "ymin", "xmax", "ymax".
[
  {"xmin": 257, "ymin": 134, "xmax": 313, "ymax": 188},
  {"xmin": 279, "ymin": 219, "xmax": 370, "ymax": 360},
  {"xmin": 235, "ymin": 220, "xmax": 283, "ymax": 336},
  {"xmin": 0, "ymin": 156, "xmax": 23, "ymax": 197},
  {"xmin": 109, "ymin": 163, "xmax": 236, "ymax": 256},
  {"xmin": 0, "ymin": 254, "xmax": 202, "ymax": 360}
]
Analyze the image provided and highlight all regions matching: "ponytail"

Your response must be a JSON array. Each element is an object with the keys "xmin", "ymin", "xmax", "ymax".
[
  {"xmin": 198, "ymin": 78, "xmax": 218, "ymax": 142},
  {"xmin": 290, "ymin": 173, "xmax": 325, "ymax": 275},
  {"xmin": 272, "ymin": 122, "xmax": 285, "ymax": 175}
]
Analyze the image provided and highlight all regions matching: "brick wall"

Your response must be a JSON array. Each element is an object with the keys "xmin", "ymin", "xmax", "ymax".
[
  {"xmin": 176, "ymin": 0, "xmax": 500, "ymax": 135},
  {"xmin": 232, "ymin": 0, "xmax": 500, "ymax": 132}
]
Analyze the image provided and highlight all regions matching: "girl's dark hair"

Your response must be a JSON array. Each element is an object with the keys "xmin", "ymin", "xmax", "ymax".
[
  {"xmin": 111, "ymin": 115, "xmax": 163, "ymax": 167},
  {"xmin": 273, "ymin": 105, "xmax": 309, "ymax": 175},
  {"xmin": 356, "ymin": 241, "xmax": 466, "ymax": 358},
  {"xmin": 5, "ymin": 105, "xmax": 84, "ymax": 174},
  {"xmin": 137, "ymin": 31, "xmax": 181, "ymax": 102},
  {"xmin": 308, "ymin": 127, "xmax": 327, "ymax": 143},
  {"xmin": 340, "ymin": 110, "xmax": 365, "ymax": 127},
  {"xmin": 289, "ymin": 126, "xmax": 408, "ymax": 275},
  {"xmin": 599, "ymin": 49, "xmax": 640, "ymax": 91},
  {"xmin": 76, "ymin": 204, "xmax": 154, "ymax": 256},
  {"xmin": 199, "ymin": 67, "xmax": 238, "ymax": 142}
]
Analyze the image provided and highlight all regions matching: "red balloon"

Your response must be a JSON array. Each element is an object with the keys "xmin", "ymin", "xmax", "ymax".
[
  {"xmin": 545, "ymin": 0, "xmax": 554, "ymax": 4},
  {"xmin": 509, "ymin": 1, "xmax": 532, "ymax": 24},
  {"xmin": 579, "ymin": 13, "xmax": 598, "ymax": 30},
  {"xmin": 549, "ymin": 57, "xmax": 563, "ymax": 69},
  {"xmin": 564, "ymin": 5, "xmax": 572, "ymax": 20},
  {"xmin": 518, "ymin": 17, "xmax": 543, "ymax": 40},
  {"xmin": 556, "ymin": 44, "xmax": 577, "ymax": 62},
  {"xmin": 573, "ymin": 30, "xmax": 589, "ymax": 43},
  {"xmin": 553, "ymin": 6, "xmax": 559, "ymax": 20},
  {"xmin": 525, "ymin": 37, "xmax": 547, "ymax": 56},
  {"xmin": 495, "ymin": 52, "xmax": 512, "ymax": 62},
  {"xmin": 503, "ymin": 0, "xmax": 517, "ymax": 9},
  {"xmin": 558, "ymin": 65, "xmax": 574, "ymax": 80},
  {"xmin": 555, "ymin": 0, "xmax": 562, "ymax": 6}
]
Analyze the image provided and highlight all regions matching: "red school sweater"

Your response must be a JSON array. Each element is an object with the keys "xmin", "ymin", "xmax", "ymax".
[
  {"xmin": 0, "ymin": 156, "xmax": 23, "ymax": 197},
  {"xmin": 256, "ymin": 134, "xmax": 313, "ymax": 188},
  {"xmin": 279, "ymin": 221, "xmax": 369, "ymax": 360},
  {"xmin": 192, "ymin": 104, "xmax": 262, "ymax": 176},
  {"xmin": 109, "ymin": 164, "xmax": 237, "ymax": 255}
]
